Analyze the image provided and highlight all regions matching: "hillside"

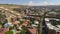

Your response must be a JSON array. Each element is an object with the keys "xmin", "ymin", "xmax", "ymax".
[{"xmin": 0, "ymin": 4, "xmax": 27, "ymax": 10}]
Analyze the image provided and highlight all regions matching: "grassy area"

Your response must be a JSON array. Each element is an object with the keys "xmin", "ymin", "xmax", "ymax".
[{"xmin": 5, "ymin": 30, "xmax": 13, "ymax": 34}]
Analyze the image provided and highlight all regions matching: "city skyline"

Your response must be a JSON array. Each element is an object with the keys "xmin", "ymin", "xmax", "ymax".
[{"xmin": 0, "ymin": 0, "xmax": 60, "ymax": 6}]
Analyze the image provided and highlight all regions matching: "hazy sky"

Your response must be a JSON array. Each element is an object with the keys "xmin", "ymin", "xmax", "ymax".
[{"xmin": 0, "ymin": 0, "xmax": 60, "ymax": 6}]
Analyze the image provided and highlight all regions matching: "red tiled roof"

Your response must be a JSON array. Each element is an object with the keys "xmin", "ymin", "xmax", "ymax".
[
  {"xmin": 27, "ymin": 27, "xmax": 38, "ymax": 34},
  {"xmin": 0, "ymin": 28, "xmax": 9, "ymax": 34},
  {"xmin": 22, "ymin": 19, "xmax": 30, "ymax": 27}
]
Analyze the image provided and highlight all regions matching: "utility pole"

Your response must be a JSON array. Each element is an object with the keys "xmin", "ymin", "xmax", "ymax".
[{"xmin": 40, "ymin": 8, "xmax": 49, "ymax": 34}]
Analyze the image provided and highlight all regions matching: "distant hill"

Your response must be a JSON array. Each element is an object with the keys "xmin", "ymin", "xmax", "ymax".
[
  {"xmin": 31, "ymin": 5, "xmax": 60, "ymax": 9},
  {"xmin": 0, "ymin": 4, "xmax": 27, "ymax": 9},
  {"xmin": 0, "ymin": 4, "xmax": 60, "ymax": 9}
]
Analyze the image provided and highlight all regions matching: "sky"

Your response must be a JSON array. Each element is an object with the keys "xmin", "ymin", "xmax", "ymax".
[{"xmin": 0, "ymin": 0, "xmax": 60, "ymax": 6}]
